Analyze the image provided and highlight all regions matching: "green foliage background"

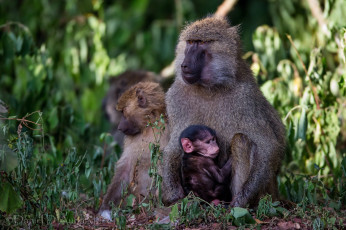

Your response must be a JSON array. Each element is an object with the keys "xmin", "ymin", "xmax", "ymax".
[{"xmin": 0, "ymin": 0, "xmax": 345, "ymax": 227}]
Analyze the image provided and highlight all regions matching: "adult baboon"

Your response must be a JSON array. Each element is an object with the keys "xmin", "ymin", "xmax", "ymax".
[{"xmin": 162, "ymin": 17, "xmax": 286, "ymax": 207}]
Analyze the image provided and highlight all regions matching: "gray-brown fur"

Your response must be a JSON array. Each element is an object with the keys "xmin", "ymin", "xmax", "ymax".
[
  {"xmin": 162, "ymin": 16, "xmax": 286, "ymax": 207},
  {"xmin": 99, "ymin": 82, "xmax": 169, "ymax": 212}
]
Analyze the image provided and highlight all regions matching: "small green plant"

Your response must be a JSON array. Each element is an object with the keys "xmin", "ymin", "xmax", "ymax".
[
  {"xmin": 169, "ymin": 196, "xmax": 208, "ymax": 227},
  {"xmin": 313, "ymin": 217, "xmax": 324, "ymax": 230},
  {"xmin": 256, "ymin": 195, "xmax": 289, "ymax": 219},
  {"xmin": 168, "ymin": 194, "xmax": 256, "ymax": 228},
  {"xmin": 147, "ymin": 114, "xmax": 166, "ymax": 207},
  {"xmin": 109, "ymin": 201, "xmax": 128, "ymax": 230},
  {"xmin": 0, "ymin": 112, "xmax": 112, "ymax": 228}
]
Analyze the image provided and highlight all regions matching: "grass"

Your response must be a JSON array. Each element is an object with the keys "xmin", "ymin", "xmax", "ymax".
[{"xmin": 0, "ymin": 115, "xmax": 344, "ymax": 229}]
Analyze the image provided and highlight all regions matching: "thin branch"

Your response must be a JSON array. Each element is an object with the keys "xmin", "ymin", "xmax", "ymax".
[
  {"xmin": 0, "ymin": 21, "xmax": 31, "ymax": 33},
  {"xmin": 21, "ymin": 122, "xmax": 42, "ymax": 131},
  {"xmin": 306, "ymin": 0, "xmax": 329, "ymax": 36},
  {"xmin": 286, "ymin": 35, "xmax": 321, "ymax": 110},
  {"xmin": 0, "ymin": 116, "xmax": 42, "ymax": 126},
  {"xmin": 0, "ymin": 111, "xmax": 43, "ymax": 137},
  {"xmin": 284, "ymin": 105, "xmax": 304, "ymax": 122},
  {"xmin": 215, "ymin": 0, "xmax": 239, "ymax": 18}
]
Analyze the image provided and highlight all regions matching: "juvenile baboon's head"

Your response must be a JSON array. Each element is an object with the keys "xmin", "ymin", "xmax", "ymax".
[{"xmin": 116, "ymin": 82, "xmax": 165, "ymax": 135}]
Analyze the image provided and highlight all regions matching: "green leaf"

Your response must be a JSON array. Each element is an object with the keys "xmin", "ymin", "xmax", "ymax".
[
  {"xmin": 99, "ymin": 132, "xmax": 107, "ymax": 142},
  {"xmin": 232, "ymin": 207, "xmax": 255, "ymax": 226},
  {"xmin": 85, "ymin": 167, "xmax": 92, "ymax": 178},
  {"xmin": 104, "ymin": 134, "xmax": 114, "ymax": 144},
  {"xmin": 272, "ymin": 201, "xmax": 280, "ymax": 206},
  {"xmin": 15, "ymin": 35, "xmax": 23, "ymax": 52},
  {"xmin": 141, "ymin": 202, "xmax": 149, "ymax": 207},
  {"xmin": 0, "ymin": 145, "xmax": 18, "ymax": 172},
  {"xmin": 328, "ymin": 201, "xmax": 341, "ymax": 210},
  {"xmin": 2, "ymin": 32, "xmax": 16, "ymax": 60},
  {"xmin": 245, "ymin": 212, "xmax": 256, "ymax": 224},
  {"xmin": 328, "ymin": 217, "xmax": 336, "ymax": 225},
  {"xmin": 269, "ymin": 207, "xmax": 277, "ymax": 216},
  {"xmin": 48, "ymin": 107, "xmax": 59, "ymax": 130},
  {"xmin": 65, "ymin": 210, "xmax": 75, "ymax": 223},
  {"xmin": 126, "ymin": 194, "xmax": 136, "ymax": 207},
  {"xmin": 313, "ymin": 217, "xmax": 324, "ymax": 230},
  {"xmin": 0, "ymin": 182, "xmax": 23, "ymax": 213},
  {"xmin": 169, "ymin": 203, "xmax": 179, "ymax": 222},
  {"xmin": 297, "ymin": 107, "xmax": 307, "ymax": 141},
  {"xmin": 232, "ymin": 207, "xmax": 249, "ymax": 218},
  {"xmin": 287, "ymin": 120, "xmax": 295, "ymax": 145},
  {"xmin": 20, "ymin": 32, "xmax": 32, "ymax": 55},
  {"xmin": 276, "ymin": 207, "xmax": 289, "ymax": 216}
]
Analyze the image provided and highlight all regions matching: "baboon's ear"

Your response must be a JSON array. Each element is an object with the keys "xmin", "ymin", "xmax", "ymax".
[
  {"xmin": 136, "ymin": 88, "xmax": 147, "ymax": 108},
  {"xmin": 181, "ymin": 138, "xmax": 194, "ymax": 153},
  {"xmin": 227, "ymin": 25, "xmax": 241, "ymax": 43}
]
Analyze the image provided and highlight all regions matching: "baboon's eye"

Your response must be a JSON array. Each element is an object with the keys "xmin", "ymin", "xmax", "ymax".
[
  {"xmin": 203, "ymin": 40, "xmax": 214, "ymax": 44},
  {"xmin": 187, "ymin": 40, "xmax": 193, "ymax": 44}
]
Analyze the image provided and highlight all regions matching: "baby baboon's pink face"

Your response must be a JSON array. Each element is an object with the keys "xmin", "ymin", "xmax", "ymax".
[{"xmin": 181, "ymin": 131, "xmax": 219, "ymax": 159}]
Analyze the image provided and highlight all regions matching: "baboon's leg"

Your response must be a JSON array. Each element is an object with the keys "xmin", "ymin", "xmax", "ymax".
[{"xmin": 230, "ymin": 133, "xmax": 259, "ymax": 207}]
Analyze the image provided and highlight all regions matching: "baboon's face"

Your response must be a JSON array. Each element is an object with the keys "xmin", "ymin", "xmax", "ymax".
[
  {"xmin": 117, "ymin": 106, "xmax": 142, "ymax": 136},
  {"xmin": 181, "ymin": 131, "xmax": 219, "ymax": 159},
  {"xmin": 116, "ymin": 82, "xmax": 165, "ymax": 136},
  {"xmin": 180, "ymin": 40, "xmax": 215, "ymax": 86},
  {"xmin": 176, "ymin": 18, "xmax": 241, "ymax": 89},
  {"xmin": 178, "ymin": 38, "xmax": 237, "ymax": 89},
  {"xmin": 116, "ymin": 88, "xmax": 149, "ymax": 136}
]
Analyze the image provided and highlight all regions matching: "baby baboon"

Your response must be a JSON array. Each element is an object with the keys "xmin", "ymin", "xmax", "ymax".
[
  {"xmin": 99, "ymin": 82, "xmax": 169, "ymax": 220},
  {"xmin": 162, "ymin": 17, "xmax": 286, "ymax": 207},
  {"xmin": 180, "ymin": 125, "xmax": 232, "ymax": 205},
  {"xmin": 102, "ymin": 70, "xmax": 160, "ymax": 147}
]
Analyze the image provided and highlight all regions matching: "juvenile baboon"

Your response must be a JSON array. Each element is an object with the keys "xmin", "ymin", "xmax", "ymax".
[
  {"xmin": 102, "ymin": 71, "xmax": 160, "ymax": 147},
  {"xmin": 162, "ymin": 17, "xmax": 286, "ymax": 207},
  {"xmin": 180, "ymin": 125, "xmax": 232, "ymax": 204},
  {"xmin": 99, "ymin": 82, "xmax": 169, "ymax": 220}
]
